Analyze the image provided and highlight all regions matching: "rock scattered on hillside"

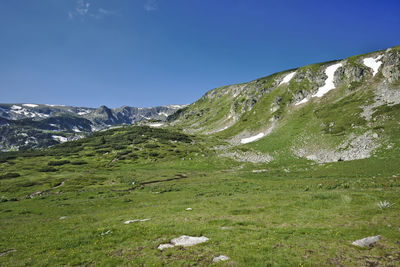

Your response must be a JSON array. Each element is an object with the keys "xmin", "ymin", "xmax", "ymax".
[
  {"xmin": 0, "ymin": 249, "xmax": 17, "ymax": 257},
  {"xmin": 252, "ymin": 169, "xmax": 268, "ymax": 173},
  {"xmin": 352, "ymin": 235, "xmax": 381, "ymax": 247},
  {"xmin": 157, "ymin": 243, "xmax": 175, "ymax": 250},
  {"xmin": 361, "ymin": 83, "xmax": 400, "ymax": 121},
  {"xmin": 220, "ymin": 150, "xmax": 273, "ymax": 163},
  {"xmin": 213, "ymin": 255, "xmax": 230, "ymax": 262},
  {"xmin": 124, "ymin": 218, "xmax": 150, "ymax": 224},
  {"xmin": 294, "ymin": 131, "xmax": 380, "ymax": 163},
  {"xmin": 158, "ymin": 235, "xmax": 209, "ymax": 250}
]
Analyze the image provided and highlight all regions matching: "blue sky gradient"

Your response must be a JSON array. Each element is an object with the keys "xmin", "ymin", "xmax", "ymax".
[{"xmin": 1, "ymin": 0, "xmax": 400, "ymax": 107}]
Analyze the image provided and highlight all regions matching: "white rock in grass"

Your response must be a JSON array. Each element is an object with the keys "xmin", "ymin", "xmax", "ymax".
[
  {"xmin": 352, "ymin": 235, "xmax": 381, "ymax": 247},
  {"xmin": 213, "ymin": 255, "xmax": 230, "ymax": 262},
  {"xmin": 171, "ymin": 235, "xmax": 209, "ymax": 247},
  {"xmin": 100, "ymin": 230, "xmax": 112, "ymax": 236},
  {"xmin": 59, "ymin": 216, "xmax": 67, "ymax": 220},
  {"xmin": 158, "ymin": 243, "xmax": 175, "ymax": 250},
  {"xmin": 158, "ymin": 235, "xmax": 209, "ymax": 250},
  {"xmin": 124, "ymin": 218, "xmax": 150, "ymax": 224},
  {"xmin": 185, "ymin": 208, "xmax": 193, "ymax": 211}
]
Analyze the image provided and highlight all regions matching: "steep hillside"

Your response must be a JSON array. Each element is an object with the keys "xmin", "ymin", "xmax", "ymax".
[{"xmin": 172, "ymin": 46, "xmax": 400, "ymax": 163}]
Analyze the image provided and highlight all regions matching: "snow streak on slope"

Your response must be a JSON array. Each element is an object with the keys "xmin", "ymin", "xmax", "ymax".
[
  {"xmin": 295, "ymin": 63, "xmax": 342, "ymax": 105},
  {"xmin": 295, "ymin": 98, "xmax": 309, "ymax": 106},
  {"xmin": 312, "ymin": 63, "xmax": 342, "ymax": 98},
  {"xmin": 279, "ymin": 72, "xmax": 296, "ymax": 86},
  {"xmin": 240, "ymin": 133, "xmax": 265, "ymax": 144}
]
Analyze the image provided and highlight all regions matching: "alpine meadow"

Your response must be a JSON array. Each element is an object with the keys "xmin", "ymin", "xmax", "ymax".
[{"xmin": 1, "ymin": 45, "xmax": 400, "ymax": 266}]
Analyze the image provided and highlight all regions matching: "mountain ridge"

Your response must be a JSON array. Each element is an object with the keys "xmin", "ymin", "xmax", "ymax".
[{"xmin": 170, "ymin": 45, "xmax": 400, "ymax": 163}]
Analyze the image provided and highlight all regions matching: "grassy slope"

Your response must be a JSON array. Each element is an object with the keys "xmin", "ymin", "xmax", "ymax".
[{"xmin": 1, "ymin": 125, "xmax": 400, "ymax": 266}]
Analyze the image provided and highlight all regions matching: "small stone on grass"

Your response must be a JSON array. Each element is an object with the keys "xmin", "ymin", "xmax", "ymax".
[
  {"xmin": 158, "ymin": 243, "xmax": 175, "ymax": 250},
  {"xmin": 213, "ymin": 255, "xmax": 230, "ymax": 262},
  {"xmin": 124, "ymin": 218, "xmax": 150, "ymax": 224},
  {"xmin": 352, "ymin": 235, "xmax": 381, "ymax": 247}
]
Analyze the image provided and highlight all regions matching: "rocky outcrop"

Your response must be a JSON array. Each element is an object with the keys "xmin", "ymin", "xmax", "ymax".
[
  {"xmin": 293, "ymin": 131, "xmax": 381, "ymax": 163},
  {"xmin": 335, "ymin": 61, "xmax": 369, "ymax": 84},
  {"xmin": 382, "ymin": 48, "xmax": 400, "ymax": 83}
]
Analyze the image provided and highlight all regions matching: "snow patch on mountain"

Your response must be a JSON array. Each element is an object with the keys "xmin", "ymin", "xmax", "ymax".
[
  {"xmin": 52, "ymin": 135, "xmax": 68, "ymax": 143},
  {"xmin": 148, "ymin": 123, "xmax": 163, "ymax": 127},
  {"xmin": 72, "ymin": 126, "xmax": 81, "ymax": 132},
  {"xmin": 11, "ymin": 105, "xmax": 22, "ymax": 110},
  {"xmin": 23, "ymin": 104, "xmax": 38, "ymax": 107},
  {"xmin": 295, "ymin": 97, "xmax": 309, "ymax": 106},
  {"xmin": 77, "ymin": 110, "xmax": 91, "ymax": 115},
  {"xmin": 363, "ymin": 55, "xmax": 383, "ymax": 76},
  {"xmin": 167, "ymin": 104, "xmax": 187, "ymax": 109}
]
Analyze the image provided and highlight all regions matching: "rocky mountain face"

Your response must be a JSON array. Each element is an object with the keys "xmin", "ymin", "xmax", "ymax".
[
  {"xmin": 172, "ymin": 45, "xmax": 400, "ymax": 163},
  {"xmin": 0, "ymin": 104, "xmax": 185, "ymax": 151}
]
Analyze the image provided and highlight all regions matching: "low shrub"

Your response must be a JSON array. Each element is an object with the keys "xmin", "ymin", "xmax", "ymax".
[
  {"xmin": 48, "ymin": 160, "xmax": 70, "ymax": 166},
  {"xmin": 70, "ymin": 160, "xmax": 88, "ymax": 165},
  {"xmin": 38, "ymin": 167, "xmax": 58, "ymax": 172},
  {"xmin": 0, "ymin": 172, "xmax": 20, "ymax": 180}
]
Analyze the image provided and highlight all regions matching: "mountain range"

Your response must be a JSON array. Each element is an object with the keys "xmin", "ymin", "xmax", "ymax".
[{"xmin": 0, "ymin": 103, "xmax": 185, "ymax": 151}]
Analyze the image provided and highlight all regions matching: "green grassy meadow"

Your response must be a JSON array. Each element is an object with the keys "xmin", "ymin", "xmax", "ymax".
[{"xmin": 1, "ymin": 125, "xmax": 400, "ymax": 266}]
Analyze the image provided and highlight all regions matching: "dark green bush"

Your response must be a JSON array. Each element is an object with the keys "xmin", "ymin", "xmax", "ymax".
[
  {"xmin": 116, "ymin": 150, "xmax": 131, "ymax": 157},
  {"xmin": 38, "ymin": 167, "xmax": 57, "ymax": 172},
  {"xmin": 0, "ymin": 172, "xmax": 21, "ymax": 179},
  {"xmin": 70, "ymin": 160, "xmax": 88, "ymax": 165},
  {"xmin": 48, "ymin": 160, "xmax": 70, "ymax": 166},
  {"xmin": 149, "ymin": 152, "xmax": 160, "ymax": 157},
  {"xmin": 144, "ymin": 144, "xmax": 160, "ymax": 149}
]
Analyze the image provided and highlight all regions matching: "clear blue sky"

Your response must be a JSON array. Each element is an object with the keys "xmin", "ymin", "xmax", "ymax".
[{"xmin": 1, "ymin": 0, "xmax": 399, "ymax": 108}]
